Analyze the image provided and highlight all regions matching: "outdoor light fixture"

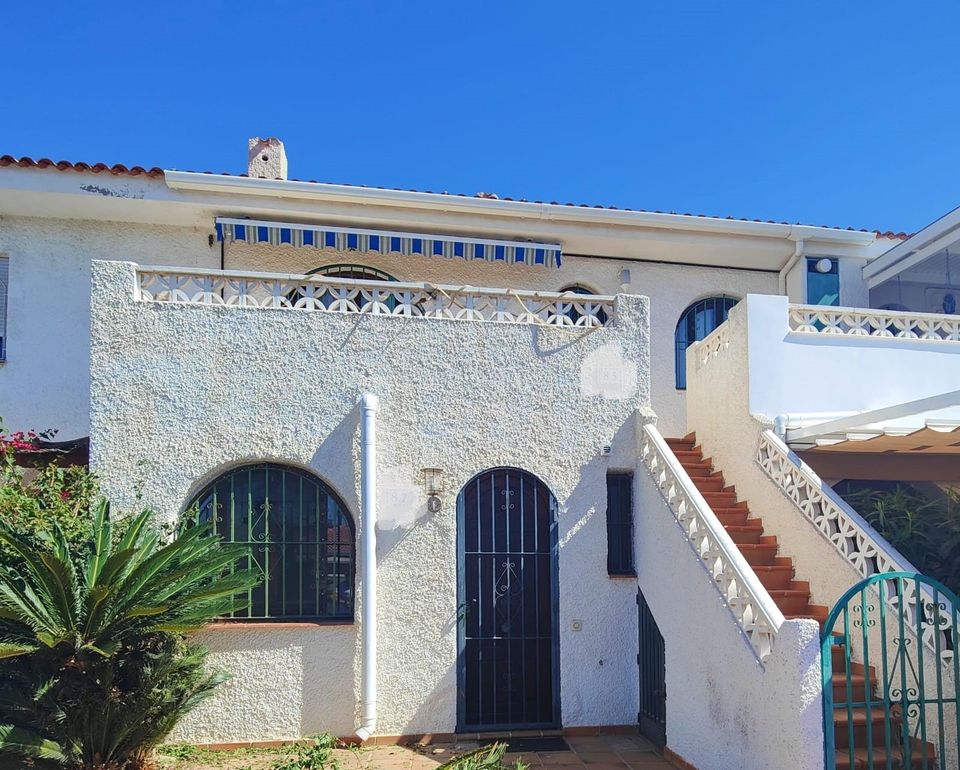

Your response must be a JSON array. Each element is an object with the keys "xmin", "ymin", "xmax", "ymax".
[
  {"xmin": 619, "ymin": 268, "xmax": 632, "ymax": 289},
  {"xmin": 422, "ymin": 468, "xmax": 444, "ymax": 514},
  {"xmin": 422, "ymin": 467, "xmax": 444, "ymax": 495},
  {"xmin": 814, "ymin": 258, "xmax": 834, "ymax": 274}
]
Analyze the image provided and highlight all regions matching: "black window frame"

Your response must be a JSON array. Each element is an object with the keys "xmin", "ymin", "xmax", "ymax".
[
  {"xmin": 674, "ymin": 296, "xmax": 739, "ymax": 390},
  {"xmin": 187, "ymin": 463, "xmax": 355, "ymax": 623},
  {"xmin": 805, "ymin": 257, "xmax": 840, "ymax": 307},
  {"xmin": 606, "ymin": 471, "xmax": 635, "ymax": 576}
]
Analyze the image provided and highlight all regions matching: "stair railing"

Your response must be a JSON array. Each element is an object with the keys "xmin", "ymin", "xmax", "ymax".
[
  {"xmin": 757, "ymin": 428, "xmax": 957, "ymax": 664},
  {"xmin": 640, "ymin": 422, "xmax": 785, "ymax": 663}
]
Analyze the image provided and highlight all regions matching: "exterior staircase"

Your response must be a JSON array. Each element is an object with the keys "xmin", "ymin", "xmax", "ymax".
[{"xmin": 665, "ymin": 433, "xmax": 939, "ymax": 770}]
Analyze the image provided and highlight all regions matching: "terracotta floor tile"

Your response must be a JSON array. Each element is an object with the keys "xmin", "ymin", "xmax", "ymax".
[
  {"xmin": 536, "ymin": 751, "xmax": 583, "ymax": 765},
  {"xmin": 576, "ymin": 753, "xmax": 624, "ymax": 765},
  {"xmin": 616, "ymin": 749, "xmax": 659, "ymax": 762},
  {"xmin": 569, "ymin": 763, "xmax": 628, "ymax": 770}
]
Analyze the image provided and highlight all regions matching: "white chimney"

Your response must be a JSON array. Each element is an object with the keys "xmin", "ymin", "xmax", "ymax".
[{"xmin": 247, "ymin": 137, "xmax": 288, "ymax": 180}]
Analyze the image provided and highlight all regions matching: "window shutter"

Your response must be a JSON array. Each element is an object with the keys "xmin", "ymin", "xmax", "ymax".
[{"xmin": 606, "ymin": 472, "xmax": 635, "ymax": 575}]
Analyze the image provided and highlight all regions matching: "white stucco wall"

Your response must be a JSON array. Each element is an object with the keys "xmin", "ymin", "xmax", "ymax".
[
  {"xmin": 685, "ymin": 302, "xmax": 869, "ymax": 612},
  {"xmin": 634, "ymin": 444, "xmax": 823, "ymax": 770},
  {"xmin": 90, "ymin": 259, "xmax": 650, "ymax": 742},
  {"xmin": 685, "ymin": 300, "xmax": 958, "ymax": 769},
  {"xmin": 224, "ymin": 240, "xmax": 779, "ymax": 437},
  {"xmin": 0, "ymin": 210, "xmax": 776, "ymax": 442},
  {"xmin": 743, "ymin": 293, "xmax": 960, "ymax": 420},
  {"xmin": 0, "ymin": 216, "xmax": 217, "ymax": 438}
]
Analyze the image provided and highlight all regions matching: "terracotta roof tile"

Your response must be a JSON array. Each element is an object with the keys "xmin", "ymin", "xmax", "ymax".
[
  {"xmin": 0, "ymin": 154, "xmax": 910, "ymax": 239},
  {"xmin": 0, "ymin": 154, "xmax": 164, "ymax": 178}
]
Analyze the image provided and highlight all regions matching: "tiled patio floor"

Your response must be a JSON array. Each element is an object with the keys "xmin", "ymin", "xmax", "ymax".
[{"xmin": 355, "ymin": 734, "xmax": 673, "ymax": 769}]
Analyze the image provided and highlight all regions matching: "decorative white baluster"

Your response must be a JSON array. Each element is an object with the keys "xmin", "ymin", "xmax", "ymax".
[
  {"xmin": 640, "ymin": 423, "xmax": 784, "ymax": 663},
  {"xmin": 136, "ymin": 268, "xmax": 616, "ymax": 328}
]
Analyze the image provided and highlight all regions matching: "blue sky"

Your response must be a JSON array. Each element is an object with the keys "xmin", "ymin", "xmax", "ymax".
[{"xmin": 7, "ymin": 2, "xmax": 959, "ymax": 233}]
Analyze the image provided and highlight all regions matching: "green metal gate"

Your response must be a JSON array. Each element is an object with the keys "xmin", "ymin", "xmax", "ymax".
[{"xmin": 822, "ymin": 571, "xmax": 959, "ymax": 770}]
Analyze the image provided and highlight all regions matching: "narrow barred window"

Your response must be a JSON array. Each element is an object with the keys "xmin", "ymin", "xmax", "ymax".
[{"xmin": 606, "ymin": 472, "xmax": 635, "ymax": 576}]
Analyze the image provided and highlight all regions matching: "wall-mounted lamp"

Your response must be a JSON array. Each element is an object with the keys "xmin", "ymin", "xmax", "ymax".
[
  {"xmin": 422, "ymin": 467, "xmax": 444, "ymax": 495},
  {"xmin": 619, "ymin": 268, "xmax": 632, "ymax": 290},
  {"xmin": 814, "ymin": 258, "xmax": 834, "ymax": 274}
]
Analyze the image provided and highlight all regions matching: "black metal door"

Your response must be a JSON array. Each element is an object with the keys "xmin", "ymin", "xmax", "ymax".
[
  {"xmin": 638, "ymin": 588, "xmax": 666, "ymax": 747},
  {"xmin": 457, "ymin": 468, "xmax": 559, "ymax": 731}
]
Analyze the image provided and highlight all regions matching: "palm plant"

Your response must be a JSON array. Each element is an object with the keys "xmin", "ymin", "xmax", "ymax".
[{"xmin": 0, "ymin": 500, "xmax": 259, "ymax": 768}]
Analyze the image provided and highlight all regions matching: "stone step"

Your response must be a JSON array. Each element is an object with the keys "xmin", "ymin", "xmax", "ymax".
[
  {"xmin": 724, "ymin": 524, "xmax": 766, "ymax": 545},
  {"xmin": 752, "ymin": 565, "xmax": 796, "ymax": 590},
  {"xmin": 738, "ymin": 542, "xmax": 779, "ymax": 566},
  {"xmin": 768, "ymin": 589, "xmax": 813, "ymax": 615}
]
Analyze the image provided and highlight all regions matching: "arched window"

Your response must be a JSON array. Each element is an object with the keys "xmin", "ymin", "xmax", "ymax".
[
  {"xmin": 307, "ymin": 264, "xmax": 397, "ymax": 282},
  {"xmin": 675, "ymin": 296, "xmax": 739, "ymax": 389},
  {"xmin": 188, "ymin": 463, "xmax": 354, "ymax": 621},
  {"xmin": 559, "ymin": 284, "xmax": 609, "ymax": 326}
]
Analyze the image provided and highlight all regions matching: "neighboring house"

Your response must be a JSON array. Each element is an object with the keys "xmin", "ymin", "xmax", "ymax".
[{"xmin": 1, "ymin": 139, "xmax": 957, "ymax": 769}]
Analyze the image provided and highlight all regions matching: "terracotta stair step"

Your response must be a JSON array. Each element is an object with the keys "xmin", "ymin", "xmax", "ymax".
[
  {"xmin": 738, "ymin": 542, "xmax": 779, "ymax": 566},
  {"xmin": 700, "ymin": 491, "xmax": 740, "ymax": 507},
  {"xmin": 712, "ymin": 508, "xmax": 752, "ymax": 526},
  {"xmin": 724, "ymin": 524, "xmax": 767, "ymax": 545},
  {"xmin": 834, "ymin": 708, "xmax": 901, "ymax": 750},
  {"xmin": 672, "ymin": 449, "xmax": 706, "ymax": 462},
  {"xmin": 785, "ymin": 603, "xmax": 829, "ymax": 624},
  {"xmin": 768, "ymin": 589, "xmax": 813, "ymax": 615},
  {"xmin": 831, "ymin": 645, "xmax": 868, "ymax": 676},
  {"xmin": 837, "ymin": 741, "xmax": 938, "ymax": 769},
  {"xmin": 752, "ymin": 565, "xmax": 795, "ymax": 590},
  {"xmin": 691, "ymin": 477, "xmax": 734, "ymax": 494},
  {"xmin": 664, "ymin": 436, "xmax": 697, "ymax": 451},
  {"xmin": 680, "ymin": 463, "xmax": 716, "ymax": 478},
  {"xmin": 832, "ymin": 673, "xmax": 876, "ymax": 702}
]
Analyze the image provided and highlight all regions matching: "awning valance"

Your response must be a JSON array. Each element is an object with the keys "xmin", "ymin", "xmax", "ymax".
[{"xmin": 214, "ymin": 217, "xmax": 562, "ymax": 268}]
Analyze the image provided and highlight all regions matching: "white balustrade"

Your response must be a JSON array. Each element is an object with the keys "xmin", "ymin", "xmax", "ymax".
[
  {"xmin": 640, "ymin": 423, "xmax": 783, "ymax": 663},
  {"xmin": 756, "ymin": 429, "xmax": 957, "ymax": 664},
  {"xmin": 693, "ymin": 321, "xmax": 731, "ymax": 370},
  {"xmin": 137, "ymin": 268, "xmax": 615, "ymax": 328},
  {"xmin": 789, "ymin": 305, "xmax": 960, "ymax": 342}
]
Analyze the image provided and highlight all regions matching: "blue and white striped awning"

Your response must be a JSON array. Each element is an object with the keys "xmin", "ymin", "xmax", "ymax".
[{"xmin": 215, "ymin": 217, "xmax": 562, "ymax": 267}]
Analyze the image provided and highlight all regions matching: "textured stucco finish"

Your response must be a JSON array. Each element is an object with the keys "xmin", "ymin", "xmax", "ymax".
[
  {"xmin": 0, "ymin": 216, "xmax": 216, "ymax": 437},
  {"xmin": 634, "ymin": 438, "xmax": 823, "ymax": 770},
  {"xmin": 0, "ymin": 211, "xmax": 775, "ymax": 440},
  {"xmin": 90, "ymin": 260, "xmax": 650, "ymax": 742},
  {"xmin": 686, "ymin": 300, "xmax": 957, "ymax": 769},
  {"xmin": 686, "ymin": 302, "xmax": 867, "ymax": 613},
  {"xmin": 224, "ymin": 240, "xmax": 779, "ymax": 437}
]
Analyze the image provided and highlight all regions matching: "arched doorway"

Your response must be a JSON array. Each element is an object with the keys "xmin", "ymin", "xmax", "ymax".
[{"xmin": 457, "ymin": 467, "xmax": 559, "ymax": 731}]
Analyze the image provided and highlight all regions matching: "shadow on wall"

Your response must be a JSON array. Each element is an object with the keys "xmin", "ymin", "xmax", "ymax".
[{"xmin": 558, "ymin": 417, "xmax": 640, "ymax": 727}]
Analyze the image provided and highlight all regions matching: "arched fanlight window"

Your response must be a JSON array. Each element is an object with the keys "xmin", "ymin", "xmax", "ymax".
[
  {"xmin": 559, "ymin": 284, "xmax": 608, "ymax": 326},
  {"xmin": 307, "ymin": 264, "xmax": 398, "ymax": 282},
  {"xmin": 674, "ymin": 296, "xmax": 739, "ymax": 389},
  {"xmin": 187, "ymin": 463, "xmax": 355, "ymax": 621},
  {"xmin": 287, "ymin": 264, "xmax": 399, "ymax": 309}
]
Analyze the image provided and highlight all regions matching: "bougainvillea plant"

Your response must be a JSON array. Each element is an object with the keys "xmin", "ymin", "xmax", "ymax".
[
  {"xmin": 0, "ymin": 429, "xmax": 44, "ymax": 452},
  {"xmin": 0, "ymin": 421, "xmax": 97, "ymax": 566}
]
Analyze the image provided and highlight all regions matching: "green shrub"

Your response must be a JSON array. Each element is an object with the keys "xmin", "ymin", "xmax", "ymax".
[
  {"xmin": 0, "ymin": 499, "xmax": 259, "ymax": 769},
  {"xmin": 841, "ymin": 483, "xmax": 960, "ymax": 594},
  {"xmin": 0, "ymin": 429, "xmax": 98, "ymax": 568},
  {"xmin": 437, "ymin": 743, "xmax": 528, "ymax": 770}
]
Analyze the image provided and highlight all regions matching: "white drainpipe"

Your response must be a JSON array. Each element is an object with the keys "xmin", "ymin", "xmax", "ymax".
[
  {"xmin": 778, "ymin": 237, "xmax": 806, "ymax": 296},
  {"xmin": 356, "ymin": 393, "xmax": 379, "ymax": 741}
]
